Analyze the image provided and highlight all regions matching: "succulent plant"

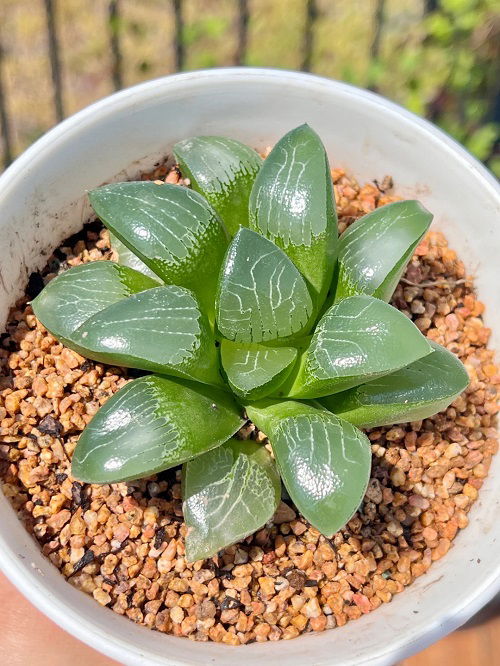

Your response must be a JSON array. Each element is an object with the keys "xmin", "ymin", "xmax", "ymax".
[{"xmin": 32, "ymin": 125, "xmax": 469, "ymax": 562}]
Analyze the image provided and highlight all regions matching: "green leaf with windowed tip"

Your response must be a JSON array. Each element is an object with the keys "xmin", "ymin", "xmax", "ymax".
[
  {"xmin": 246, "ymin": 400, "xmax": 371, "ymax": 537},
  {"xmin": 216, "ymin": 228, "xmax": 313, "ymax": 343},
  {"xmin": 183, "ymin": 439, "xmax": 280, "ymax": 562},
  {"xmin": 320, "ymin": 341, "xmax": 469, "ymax": 427},
  {"xmin": 333, "ymin": 200, "xmax": 433, "ymax": 303},
  {"xmin": 173, "ymin": 136, "xmax": 262, "ymax": 236},
  {"xmin": 31, "ymin": 261, "xmax": 158, "ymax": 347},
  {"xmin": 72, "ymin": 375, "xmax": 244, "ymax": 484},
  {"xmin": 70, "ymin": 285, "xmax": 221, "ymax": 385},
  {"xmin": 221, "ymin": 340, "xmax": 297, "ymax": 400},
  {"xmin": 109, "ymin": 232, "xmax": 161, "ymax": 282},
  {"xmin": 249, "ymin": 124, "xmax": 337, "ymax": 307},
  {"xmin": 88, "ymin": 182, "xmax": 228, "ymax": 322},
  {"xmin": 278, "ymin": 294, "xmax": 433, "ymax": 399}
]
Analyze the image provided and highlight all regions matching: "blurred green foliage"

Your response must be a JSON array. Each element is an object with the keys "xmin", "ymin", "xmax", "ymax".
[
  {"xmin": 0, "ymin": 0, "xmax": 498, "ymax": 174},
  {"xmin": 372, "ymin": 0, "xmax": 499, "ymax": 174}
]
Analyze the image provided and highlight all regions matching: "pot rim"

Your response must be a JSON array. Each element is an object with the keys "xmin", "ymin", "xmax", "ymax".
[{"xmin": 0, "ymin": 67, "xmax": 499, "ymax": 666}]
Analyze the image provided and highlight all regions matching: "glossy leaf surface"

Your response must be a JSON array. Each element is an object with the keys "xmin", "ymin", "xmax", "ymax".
[
  {"xmin": 89, "ymin": 182, "xmax": 228, "ymax": 319},
  {"xmin": 31, "ymin": 261, "xmax": 157, "ymax": 344},
  {"xmin": 109, "ymin": 232, "xmax": 161, "ymax": 281},
  {"xmin": 246, "ymin": 400, "xmax": 371, "ymax": 537},
  {"xmin": 221, "ymin": 340, "xmax": 297, "ymax": 400},
  {"xmin": 174, "ymin": 136, "xmax": 262, "ymax": 236},
  {"xmin": 216, "ymin": 228, "xmax": 313, "ymax": 343},
  {"xmin": 72, "ymin": 375, "xmax": 244, "ymax": 484},
  {"xmin": 334, "ymin": 200, "xmax": 433, "ymax": 302},
  {"xmin": 281, "ymin": 295, "xmax": 433, "ymax": 399},
  {"xmin": 183, "ymin": 439, "xmax": 280, "ymax": 562},
  {"xmin": 249, "ymin": 124, "xmax": 337, "ymax": 306},
  {"xmin": 320, "ymin": 341, "xmax": 469, "ymax": 427},
  {"xmin": 71, "ymin": 286, "xmax": 221, "ymax": 385}
]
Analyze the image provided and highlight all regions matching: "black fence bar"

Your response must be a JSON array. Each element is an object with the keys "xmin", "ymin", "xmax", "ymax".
[
  {"xmin": 0, "ymin": 40, "xmax": 13, "ymax": 168},
  {"xmin": 301, "ymin": 0, "xmax": 318, "ymax": 72},
  {"xmin": 424, "ymin": 0, "xmax": 439, "ymax": 12},
  {"xmin": 370, "ymin": 0, "xmax": 385, "ymax": 61},
  {"xmin": 172, "ymin": 0, "xmax": 185, "ymax": 71},
  {"xmin": 235, "ymin": 0, "xmax": 249, "ymax": 65},
  {"xmin": 109, "ymin": 0, "xmax": 123, "ymax": 90},
  {"xmin": 43, "ymin": 0, "xmax": 65, "ymax": 122}
]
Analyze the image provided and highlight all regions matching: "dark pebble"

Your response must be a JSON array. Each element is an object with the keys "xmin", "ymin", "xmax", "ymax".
[
  {"xmin": 71, "ymin": 481, "xmax": 91, "ymax": 510},
  {"xmin": 37, "ymin": 415, "xmax": 63, "ymax": 437},
  {"xmin": 72, "ymin": 549, "xmax": 94, "ymax": 575},
  {"xmin": 219, "ymin": 597, "xmax": 243, "ymax": 611},
  {"xmin": 154, "ymin": 527, "xmax": 166, "ymax": 550},
  {"xmin": 286, "ymin": 569, "xmax": 307, "ymax": 590}
]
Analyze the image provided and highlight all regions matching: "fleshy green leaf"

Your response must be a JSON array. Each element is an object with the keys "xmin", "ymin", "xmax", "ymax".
[
  {"xmin": 216, "ymin": 228, "xmax": 313, "ymax": 343},
  {"xmin": 31, "ymin": 261, "xmax": 157, "ymax": 345},
  {"xmin": 246, "ymin": 400, "xmax": 371, "ymax": 537},
  {"xmin": 320, "ymin": 341, "xmax": 469, "ymax": 427},
  {"xmin": 71, "ymin": 285, "xmax": 221, "ymax": 385},
  {"xmin": 183, "ymin": 439, "xmax": 280, "ymax": 562},
  {"xmin": 249, "ymin": 123, "xmax": 337, "ymax": 306},
  {"xmin": 333, "ymin": 200, "xmax": 433, "ymax": 302},
  {"xmin": 109, "ymin": 232, "xmax": 161, "ymax": 281},
  {"xmin": 279, "ymin": 294, "xmax": 433, "ymax": 399},
  {"xmin": 173, "ymin": 136, "xmax": 262, "ymax": 236},
  {"xmin": 88, "ymin": 182, "xmax": 228, "ymax": 321},
  {"xmin": 221, "ymin": 340, "xmax": 297, "ymax": 400},
  {"xmin": 72, "ymin": 375, "xmax": 244, "ymax": 484}
]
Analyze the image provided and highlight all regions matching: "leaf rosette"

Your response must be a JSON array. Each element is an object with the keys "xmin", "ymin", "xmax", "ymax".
[{"xmin": 32, "ymin": 124, "xmax": 469, "ymax": 561}]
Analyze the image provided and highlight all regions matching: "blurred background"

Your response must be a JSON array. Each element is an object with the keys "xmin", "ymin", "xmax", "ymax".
[{"xmin": 0, "ymin": 0, "xmax": 499, "ymax": 175}]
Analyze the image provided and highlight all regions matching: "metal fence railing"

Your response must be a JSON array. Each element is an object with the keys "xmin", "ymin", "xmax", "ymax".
[
  {"xmin": 0, "ymin": 0, "xmax": 498, "ymax": 174},
  {"xmin": 0, "ymin": 0, "xmax": 376, "ymax": 170},
  {"xmin": 0, "ymin": 0, "xmax": 324, "ymax": 167}
]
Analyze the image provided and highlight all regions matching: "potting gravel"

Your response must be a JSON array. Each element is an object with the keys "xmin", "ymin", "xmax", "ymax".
[{"xmin": 0, "ymin": 161, "xmax": 498, "ymax": 644}]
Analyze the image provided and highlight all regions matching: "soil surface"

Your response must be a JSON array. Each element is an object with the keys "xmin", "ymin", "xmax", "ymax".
[{"xmin": 0, "ymin": 161, "xmax": 497, "ymax": 644}]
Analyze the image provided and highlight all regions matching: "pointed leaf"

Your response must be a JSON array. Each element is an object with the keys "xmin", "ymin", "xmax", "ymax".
[
  {"xmin": 221, "ymin": 340, "xmax": 297, "ymax": 400},
  {"xmin": 72, "ymin": 375, "xmax": 244, "ymax": 484},
  {"xmin": 320, "ymin": 341, "xmax": 469, "ymax": 427},
  {"xmin": 88, "ymin": 182, "xmax": 228, "ymax": 320},
  {"xmin": 246, "ymin": 401, "xmax": 371, "ymax": 537},
  {"xmin": 280, "ymin": 295, "xmax": 433, "ymax": 399},
  {"xmin": 31, "ymin": 261, "xmax": 158, "ymax": 344},
  {"xmin": 249, "ymin": 123, "xmax": 337, "ymax": 306},
  {"xmin": 216, "ymin": 228, "xmax": 313, "ymax": 343},
  {"xmin": 71, "ymin": 285, "xmax": 221, "ymax": 385},
  {"xmin": 174, "ymin": 136, "xmax": 262, "ymax": 236},
  {"xmin": 109, "ymin": 232, "xmax": 161, "ymax": 281},
  {"xmin": 183, "ymin": 439, "xmax": 280, "ymax": 562},
  {"xmin": 334, "ymin": 200, "xmax": 433, "ymax": 302}
]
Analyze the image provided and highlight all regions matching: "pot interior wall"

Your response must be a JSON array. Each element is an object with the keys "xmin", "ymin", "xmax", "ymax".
[{"xmin": 0, "ymin": 70, "xmax": 498, "ymax": 666}]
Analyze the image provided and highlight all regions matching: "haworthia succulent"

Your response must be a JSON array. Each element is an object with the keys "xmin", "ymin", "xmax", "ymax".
[
  {"xmin": 320, "ymin": 341, "xmax": 469, "ymax": 427},
  {"xmin": 71, "ymin": 286, "xmax": 221, "ymax": 385},
  {"xmin": 109, "ymin": 232, "xmax": 161, "ymax": 282},
  {"xmin": 72, "ymin": 375, "xmax": 245, "ymax": 484},
  {"xmin": 174, "ymin": 136, "xmax": 263, "ymax": 236},
  {"xmin": 30, "ymin": 123, "xmax": 473, "ymax": 561},
  {"xmin": 88, "ymin": 182, "xmax": 229, "ymax": 321},
  {"xmin": 279, "ymin": 294, "xmax": 433, "ymax": 399},
  {"xmin": 221, "ymin": 340, "xmax": 298, "ymax": 400},
  {"xmin": 183, "ymin": 439, "xmax": 280, "ymax": 562},
  {"xmin": 246, "ymin": 400, "xmax": 371, "ymax": 537},
  {"xmin": 31, "ymin": 261, "xmax": 157, "ymax": 345},
  {"xmin": 249, "ymin": 123, "xmax": 337, "ymax": 307},
  {"xmin": 333, "ymin": 200, "xmax": 433, "ymax": 302},
  {"xmin": 216, "ymin": 228, "xmax": 313, "ymax": 343}
]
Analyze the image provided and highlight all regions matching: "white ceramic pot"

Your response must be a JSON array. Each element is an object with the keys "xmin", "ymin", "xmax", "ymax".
[{"xmin": 0, "ymin": 68, "xmax": 499, "ymax": 666}]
